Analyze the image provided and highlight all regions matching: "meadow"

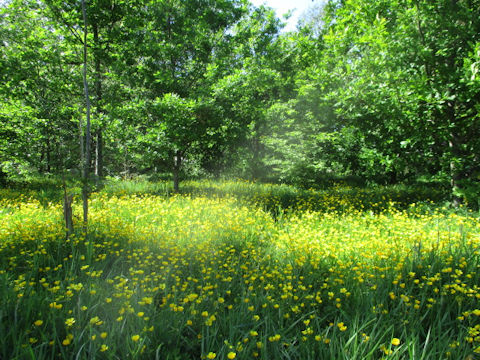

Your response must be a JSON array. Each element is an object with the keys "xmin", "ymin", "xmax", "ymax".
[{"xmin": 1, "ymin": 179, "xmax": 479, "ymax": 359}]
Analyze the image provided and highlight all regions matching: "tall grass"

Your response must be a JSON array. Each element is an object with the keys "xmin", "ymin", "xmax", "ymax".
[
  {"xmin": 0, "ymin": 180, "xmax": 478, "ymax": 359},
  {"xmin": 99, "ymin": 178, "xmax": 447, "ymax": 214}
]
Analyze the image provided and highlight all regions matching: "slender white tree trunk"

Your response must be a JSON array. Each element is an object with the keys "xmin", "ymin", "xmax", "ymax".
[{"xmin": 81, "ymin": 0, "xmax": 91, "ymax": 228}]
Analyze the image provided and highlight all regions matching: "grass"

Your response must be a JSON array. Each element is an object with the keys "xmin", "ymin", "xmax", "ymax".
[
  {"xmin": 0, "ymin": 179, "xmax": 479, "ymax": 359},
  {"xmin": 99, "ymin": 177, "xmax": 447, "ymax": 214}
]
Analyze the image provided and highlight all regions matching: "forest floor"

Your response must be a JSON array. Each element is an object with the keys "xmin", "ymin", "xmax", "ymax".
[{"xmin": 1, "ymin": 179, "xmax": 479, "ymax": 359}]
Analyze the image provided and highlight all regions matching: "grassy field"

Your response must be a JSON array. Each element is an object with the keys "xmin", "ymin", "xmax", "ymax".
[{"xmin": 1, "ymin": 180, "xmax": 479, "ymax": 359}]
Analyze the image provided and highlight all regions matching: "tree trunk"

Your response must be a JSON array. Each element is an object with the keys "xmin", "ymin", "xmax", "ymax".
[
  {"xmin": 63, "ymin": 184, "xmax": 74, "ymax": 239},
  {"xmin": 250, "ymin": 134, "xmax": 262, "ymax": 180},
  {"xmin": 449, "ymin": 135, "xmax": 463, "ymax": 207},
  {"xmin": 173, "ymin": 150, "xmax": 182, "ymax": 193},
  {"xmin": 46, "ymin": 135, "xmax": 51, "ymax": 173},
  {"xmin": 93, "ymin": 23, "xmax": 104, "ymax": 179},
  {"xmin": 446, "ymin": 101, "xmax": 463, "ymax": 207},
  {"xmin": 39, "ymin": 145, "xmax": 45, "ymax": 173},
  {"xmin": 0, "ymin": 168, "xmax": 6, "ymax": 186},
  {"xmin": 123, "ymin": 145, "xmax": 129, "ymax": 178},
  {"xmin": 81, "ymin": 0, "xmax": 91, "ymax": 228},
  {"xmin": 95, "ymin": 130, "xmax": 103, "ymax": 178}
]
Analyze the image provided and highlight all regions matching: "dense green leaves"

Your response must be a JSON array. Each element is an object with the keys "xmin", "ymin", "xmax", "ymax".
[
  {"xmin": 1, "ymin": 0, "xmax": 80, "ymax": 176},
  {"xmin": 1, "ymin": 0, "xmax": 479, "ymax": 203},
  {"xmin": 313, "ymin": 0, "xmax": 480, "ymax": 196}
]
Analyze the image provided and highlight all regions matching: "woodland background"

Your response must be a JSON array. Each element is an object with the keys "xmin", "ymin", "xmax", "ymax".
[{"xmin": 1, "ymin": 0, "xmax": 480, "ymax": 205}]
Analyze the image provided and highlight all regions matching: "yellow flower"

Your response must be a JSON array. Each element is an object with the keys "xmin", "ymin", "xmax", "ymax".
[
  {"xmin": 100, "ymin": 332, "xmax": 108, "ymax": 339},
  {"xmin": 142, "ymin": 297, "xmax": 153, "ymax": 305},
  {"xmin": 90, "ymin": 316, "xmax": 101, "ymax": 325},
  {"xmin": 206, "ymin": 352, "xmax": 216, "ymax": 359},
  {"xmin": 65, "ymin": 318, "xmax": 75, "ymax": 327},
  {"xmin": 391, "ymin": 338, "xmax": 401, "ymax": 346},
  {"xmin": 62, "ymin": 338, "xmax": 71, "ymax": 346},
  {"xmin": 34, "ymin": 320, "xmax": 43, "ymax": 326},
  {"xmin": 132, "ymin": 335, "xmax": 140, "ymax": 342},
  {"xmin": 268, "ymin": 334, "xmax": 281, "ymax": 342},
  {"xmin": 227, "ymin": 352, "xmax": 236, "ymax": 359},
  {"xmin": 50, "ymin": 302, "xmax": 62, "ymax": 309},
  {"xmin": 100, "ymin": 344, "xmax": 108, "ymax": 352}
]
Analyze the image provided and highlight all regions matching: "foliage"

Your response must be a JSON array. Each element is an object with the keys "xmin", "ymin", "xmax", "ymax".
[
  {"xmin": 0, "ymin": 0, "xmax": 80, "ymax": 175},
  {"xmin": 320, "ymin": 0, "xmax": 480, "ymax": 199},
  {"xmin": 1, "ymin": 0, "xmax": 480, "ymax": 202}
]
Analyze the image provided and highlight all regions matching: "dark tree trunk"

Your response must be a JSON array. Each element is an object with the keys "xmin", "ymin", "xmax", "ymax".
[
  {"xmin": 63, "ymin": 185, "xmax": 74, "ymax": 238},
  {"xmin": 123, "ymin": 146, "xmax": 129, "ymax": 178},
  {"xmin": 0, "ymin": 168, "xmax": 6, "ymax": 186},
  {"xmin": 39, "ymin": 145, "xmax": 45, "ymax": 173},
  {"xmin": 54, "ymin": 140, "xmax": 61, "ymax": 173},
  {"xmin": 46, "ymin": 135, "xmax": 51, "ymax": 173},
  {"xmin": 388, "ymin": 171, "xmax": 397, "ymax": 185}
]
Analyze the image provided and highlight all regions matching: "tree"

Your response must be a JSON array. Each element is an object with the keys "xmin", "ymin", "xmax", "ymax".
[
  {"xmin": 120, "ymin": 0, "xmax": 247, "ymax": 188},
  {"xmin": 43, "ymin": 0, "xmax": 134, "ymax": 179},
  {"xmin": 138, "ymin": 94, "xmax": 198, "ymax": 192},
  {"xmin": 80, "ymin": 0, "xmax": 91, "ymax": 226},
  {"xmin": 211, "ymin": 5, "xmax": 291, "ymax": 180},
  {"xmin": 0, "ymin": 0, "xmax": 81, "ymax": 179},
  {"xmin": 321, "ymin": 0, "xmax": 480, "ymax": 200}
]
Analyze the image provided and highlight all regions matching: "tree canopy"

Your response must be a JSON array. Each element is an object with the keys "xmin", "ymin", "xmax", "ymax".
[{"xmin": 1, "ymin": 0, "xmax": 479, "ymax": 204}]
